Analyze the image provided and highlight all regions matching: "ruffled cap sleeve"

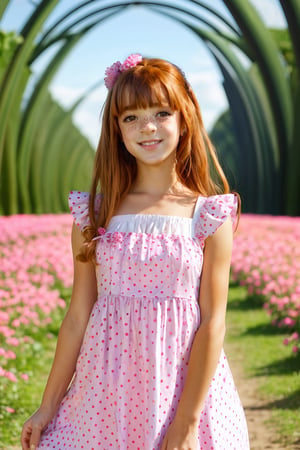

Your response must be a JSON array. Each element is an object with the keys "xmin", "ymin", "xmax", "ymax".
[
  {"xmin": 194, "ymin": 194, "xmax": 238, "ymax": 240},
  {"xmin": 68, "ymin": 191, "xmax": 101, "ymax": 231}
]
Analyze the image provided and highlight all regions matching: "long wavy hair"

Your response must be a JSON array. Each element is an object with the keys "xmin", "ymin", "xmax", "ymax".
[{"xmin": 78, "ymin": 57, "xmax": 237, "ymax": 262}]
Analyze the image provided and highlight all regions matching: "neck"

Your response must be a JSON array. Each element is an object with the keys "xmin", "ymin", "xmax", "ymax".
[{"xmin": 132, "ymin": 166, "xmax": 181, "ymax": 197}]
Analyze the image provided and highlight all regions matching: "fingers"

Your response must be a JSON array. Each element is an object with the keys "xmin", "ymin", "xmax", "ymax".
[
  {"xmin": 21, "ymin": 423, "xmax": 32, "ymax": 450},
  {"xmin": 160, "ymin": 436, "xmax": 168, "ymax": 450},
  {"xmin": 21, "ymin": 419, "xmax": 43, "ymax": 450},
  {"xmin": 29, "ymin": 422, "xmax": 43, "ymax": 450}
]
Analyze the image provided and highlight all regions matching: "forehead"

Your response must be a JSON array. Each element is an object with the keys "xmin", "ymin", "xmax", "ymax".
[{"xmin": 116, "ymin": 82, "xmax": 172, "ymax": 115}]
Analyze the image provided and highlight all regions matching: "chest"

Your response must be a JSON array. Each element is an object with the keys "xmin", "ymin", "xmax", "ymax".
[
  {"xmin": 114, "ymin": 193, "xmax": 198, "ymax": 218},
  {"xmin": 94, "ymin": 215, "xmax": 204, "ymax": 300}
]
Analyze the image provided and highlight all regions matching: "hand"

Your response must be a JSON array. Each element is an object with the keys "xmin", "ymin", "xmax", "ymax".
[
  {"xmin": 160, "ymin": 418, "xmax": 199, "ymax": 450},
  {"xmin": 21, "ymin": 406, "xmax": 54, "ymax": 450}
]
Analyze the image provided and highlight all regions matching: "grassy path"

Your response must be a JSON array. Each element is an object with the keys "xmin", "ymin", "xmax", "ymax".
[
  {"xmin": 225, "ymin": 284, "xmax": 300, "ymax": 449},
  {"xmin": 1, "ymin": 284, "xmax": 300, "ymax": 449}
]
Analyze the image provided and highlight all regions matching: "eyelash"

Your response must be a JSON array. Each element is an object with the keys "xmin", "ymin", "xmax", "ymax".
[
  {"xmin": 123, "ymin": 111, "xmax": 172, "ymax": 123},
  {"xmin": 123, "ymin": 115, "xmax": 135, "ymax": 123},
  {"xmin": 157, "ymin": 111, "xmax": 171, "ymax": 118}
]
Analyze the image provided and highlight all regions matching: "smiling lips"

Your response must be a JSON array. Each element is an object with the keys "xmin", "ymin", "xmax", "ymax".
[{"xmin": 139, "ymin": 139, "xmax": 161, "ymax": 147}]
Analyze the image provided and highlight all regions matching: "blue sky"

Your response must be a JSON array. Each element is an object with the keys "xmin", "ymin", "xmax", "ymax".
[{"xmin": 1, "ymin": 0, "xmax": 286, "ymax": 146}]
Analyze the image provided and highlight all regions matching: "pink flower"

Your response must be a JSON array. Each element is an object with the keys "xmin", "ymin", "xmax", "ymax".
[
  {"xmin": 6, "ymin": 407, "xmax": 15, "ymax": 413},
  {"xmin": 104, "ymin": 54, "xmax": 142, "ymax": 90},
  {"xmin": 92, "ymin": 227, "xmax": 106, "ymax": 242},
  {"xmin": 6, "ymin": 350, "xmax": 16, "ymax": 359},
  {"xmin": 292, "ymin": 345, "xmax": 298, "ymax": 353},
  {"xmin": 281, "ymin": 317, "xmax": 296, "ymax": 327},
  {"xmin": 97, "ymin": 227, "xmax": 106, "ymax": 236},
  {"xmin": 6, "ymin": 337, "xmax": 20, "ymax": 346},
  {"xmin": 92, "ymin": 227, "xmax": 106, "ymax": 241},
  {"xmin": 104, "ymin": 61, "xmax": 121, "ymax": 90},
  {"xmin": 5, "ymin": 371, "xmax": 17, "ymax": 382},
  {"xmin": 120, "ymin": 53, "xmax": 142, "ymax": 71},
  {"xmin": 21, "ymin": 373, "xmax": 29, "ymax": 381}
]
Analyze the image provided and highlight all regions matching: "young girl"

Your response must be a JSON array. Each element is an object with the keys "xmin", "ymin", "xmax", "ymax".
[{"xmin": 21, "ymin": 54, "xmax": 249, "ymax": 450}]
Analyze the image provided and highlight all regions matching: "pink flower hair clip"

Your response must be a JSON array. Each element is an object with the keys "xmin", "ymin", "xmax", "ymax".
[{"xmin": 104, "ymin": 54, "xmax": 143, "ymax": 90}]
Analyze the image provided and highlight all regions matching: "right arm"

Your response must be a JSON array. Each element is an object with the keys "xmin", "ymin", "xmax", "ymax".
[{"xmin": 21, "ymin": 222, "xmax": 97, "ymax": 450}]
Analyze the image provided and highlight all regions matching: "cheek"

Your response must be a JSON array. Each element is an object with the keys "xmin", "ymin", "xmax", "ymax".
[
  {"xmin": 122, "ymin": 124, "xmax": 139, "ymax": 137},
  {"xmin": 121, "ymin": 127, "xmax": 137, "ymax": 148},
  {"xmin": 119, "ymin": 128, "xmax": 131, "ymax": 144}
]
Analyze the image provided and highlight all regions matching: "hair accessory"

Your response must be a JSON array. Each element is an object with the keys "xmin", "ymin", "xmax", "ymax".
[
  {"xmin": 104, "ymin": 54, "xmax": 143, "ymax": 90},
  {"xmin": 92, "ymin": 227, "xmax": 106, "ymax": 241}
]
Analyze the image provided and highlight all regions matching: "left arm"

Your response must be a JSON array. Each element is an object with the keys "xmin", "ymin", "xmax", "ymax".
[{"xmin": 161, "ymin": 218, "xmax": 233, "ymax": 449}]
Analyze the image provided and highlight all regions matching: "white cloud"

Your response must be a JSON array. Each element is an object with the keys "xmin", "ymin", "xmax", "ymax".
[
  {"xmin": 188, "ymin": 70, "xmax": 228, "ymax": 131},
  {"xmin": 50, "ymin": 85, "xmax": 85, "ymax": 108},
  {"xmin": 73, "ymin": 107, "xmax": 101, "ymax": 148},
  {"xmin": 50, "ymin": 84, "xmax": 107, "ymax": 147}
]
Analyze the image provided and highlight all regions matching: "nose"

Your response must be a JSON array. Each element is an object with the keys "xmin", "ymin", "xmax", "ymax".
[{"xmin": 140, "ymin": 116, "xmax": 157, "ymax": 133}]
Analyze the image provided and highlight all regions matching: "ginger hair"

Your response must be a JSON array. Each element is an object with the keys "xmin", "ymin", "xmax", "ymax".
[{"xmin": 78, "ymin": 57, "xmax": 238, "ymax": 262}]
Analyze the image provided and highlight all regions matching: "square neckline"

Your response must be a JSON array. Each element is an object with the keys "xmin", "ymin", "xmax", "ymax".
[{"xmin": 110, "ymin": 196, "xmax": 205, "ymax": 223}]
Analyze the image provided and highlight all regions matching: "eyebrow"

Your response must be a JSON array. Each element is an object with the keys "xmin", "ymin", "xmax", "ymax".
[{"xmin": 121, "ymin": 102, "xmax": 170, "ymax": 113}]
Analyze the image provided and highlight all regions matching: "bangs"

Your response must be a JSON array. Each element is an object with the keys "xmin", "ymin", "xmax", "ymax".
[{"xmin": 111, "ymin": 70, "xmax": 180, "ymax": 116}]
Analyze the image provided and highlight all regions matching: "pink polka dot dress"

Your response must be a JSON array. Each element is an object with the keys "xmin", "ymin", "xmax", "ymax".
[{"xmin": 38, "ymin": 191, "xmax": 249, "ymax": 450}]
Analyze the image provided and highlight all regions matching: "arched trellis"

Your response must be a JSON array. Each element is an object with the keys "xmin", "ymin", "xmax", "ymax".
[{"xmin": 0, "ymin": 0, "xmax": 299, "ymax": 214}]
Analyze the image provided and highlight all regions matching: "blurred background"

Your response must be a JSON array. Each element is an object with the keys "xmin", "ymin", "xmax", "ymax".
[
  {"xmin": 0, "ymin": 2, "xmax": 300, "ymax": 449},
  {"xmin": 1, "ymin": 0, "xmax": 299, "ymax": 216}
]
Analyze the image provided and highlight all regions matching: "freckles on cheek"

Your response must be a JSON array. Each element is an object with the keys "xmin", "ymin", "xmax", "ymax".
[{"xmin": 124, "ymin": 123, "xmax": 139, "ymax": 133}]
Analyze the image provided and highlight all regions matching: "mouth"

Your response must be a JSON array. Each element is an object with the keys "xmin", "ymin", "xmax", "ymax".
[{"xmin": 139, "ymin": 139, "xmax": 161, "ymax": 147}]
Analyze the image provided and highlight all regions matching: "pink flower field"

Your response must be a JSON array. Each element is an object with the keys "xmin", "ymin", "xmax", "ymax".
[
  {"xmin": 0, "ymin": 212, "xmax": 299, "ymax": 393},
  {"xmin": 231, "ymin": 214, "xmax": 300, "ymax": 353},
  {"xmin": 0, "ymin": 214, "xmax": 73, "ymax": 387}
]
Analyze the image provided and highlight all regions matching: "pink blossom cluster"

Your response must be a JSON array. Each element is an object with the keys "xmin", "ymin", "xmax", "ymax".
[
  {"xmin": 104, "ymin": 54, "xmax": 142, "ymax": 89},
  {"xmin": 231, "ymin": 214, "xmax": 300, "ymax": 354},
  {"xmin": 0, "ymin": 213, "xmax": 73, "ymax": 391}
]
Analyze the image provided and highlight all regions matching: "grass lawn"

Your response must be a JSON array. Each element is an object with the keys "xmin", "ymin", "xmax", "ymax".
[
  {"xmin": 1, "ymin": 284, "xmax": 299, "ymax": 449},
  {"xmin": 226, "ymin": 283, "xmax": 300, "ymax": 448}
]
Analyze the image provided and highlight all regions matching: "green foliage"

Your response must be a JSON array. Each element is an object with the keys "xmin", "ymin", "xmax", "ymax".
[
  {"xmin": 0, "ymin": 27, "xmax": 94, "ymax": 215},
  {"xmin": 0, "ymin": 30, "xmax": 23, "ymax": 81},
  {"xmin": 210, "ymin": 110, "xmax": 239, "ymax": 192},
  {"xmin": 270, "ymin": 28, "xmax": 296, "ymax": 71},
  {"xmin": 210, "ymin": 19, "xmax": 299, "ymax": 214}
]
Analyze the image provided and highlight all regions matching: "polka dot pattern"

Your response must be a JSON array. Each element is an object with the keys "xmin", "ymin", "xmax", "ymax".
[
  {"xmin": 194, "ymin": 194, "xmax": 238, "ymax": 241},
  {"xmin": 38, "ymin": 192, "xmax": 249, "ymax": 449}
]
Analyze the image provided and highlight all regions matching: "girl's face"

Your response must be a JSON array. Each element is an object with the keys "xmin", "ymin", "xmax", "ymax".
[{"xmin": 118, "ymin": 103, "xmax": 181, "ymax": 168}]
